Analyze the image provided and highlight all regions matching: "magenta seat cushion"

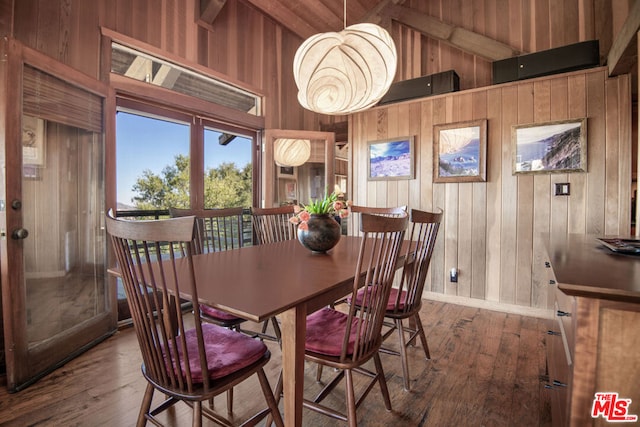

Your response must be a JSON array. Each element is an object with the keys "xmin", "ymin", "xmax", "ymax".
[
  {"xmin": 305, "ymin": 307, "xmax": 363, "ymax": 356},
  {"xmin": 351, "ymin": 286, "xmax": 407, "ymax": 311},
  {"xmin": 165, "ymin": 323, "xmax": 267, "ymax": 382},
  {"xmin": 200, "ymin": 304, "xmax": 242, "ymax": 321}
]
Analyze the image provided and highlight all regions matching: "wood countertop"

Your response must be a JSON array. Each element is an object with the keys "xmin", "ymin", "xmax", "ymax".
[{"xmin": 543, "ymin": 233, "xmax": 640, "ymax": 303}]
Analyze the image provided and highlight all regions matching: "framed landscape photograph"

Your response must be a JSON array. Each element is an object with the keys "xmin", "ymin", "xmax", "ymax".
[
  {"xmin": 367, "ymin": 136, "xmax": 415, "ymax": 181},
  {"xmin": 433, "ymin": 119, "xmax": 487, "ymax": 183},
  {"xmin": 512, "ymin": 118, "xmax": 587, "ymax": 174}
]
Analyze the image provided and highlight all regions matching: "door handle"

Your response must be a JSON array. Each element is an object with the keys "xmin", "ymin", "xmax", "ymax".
[{"xmin": 11, "ymin": 228, "xmax": 29, "ymax": 240}]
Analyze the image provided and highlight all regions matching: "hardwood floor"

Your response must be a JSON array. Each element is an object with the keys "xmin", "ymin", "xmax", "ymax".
[{"xmin": 0, "ymin": 300, "xmax": 552, "ymax": 426}]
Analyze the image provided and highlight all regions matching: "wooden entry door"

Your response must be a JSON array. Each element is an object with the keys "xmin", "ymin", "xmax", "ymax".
[{"xmin": 0, "ymin": 39, "xmax": 116, "ymax": 391}]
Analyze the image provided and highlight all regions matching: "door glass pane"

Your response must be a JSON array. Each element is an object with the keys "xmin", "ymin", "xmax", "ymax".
[
  {"xmin": 116, "ymin": 112, "xmax": 190, "ymax": 210},
  {"xmin": 23, "ymin": 118, "xmax": 106, "ymax": 345},
  {"xmin": 203, "ymin": 128, "xmax": 252, "ymax": 209}
]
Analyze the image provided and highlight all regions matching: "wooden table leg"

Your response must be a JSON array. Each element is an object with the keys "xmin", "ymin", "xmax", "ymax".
[{"xmin": 280, "ymin": 303, "xmax": 307, "ymax": 427}]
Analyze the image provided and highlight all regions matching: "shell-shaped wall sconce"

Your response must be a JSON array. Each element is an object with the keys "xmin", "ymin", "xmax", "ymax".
[{"xmin": 274, "ymin": 138, "xmax": 311, "ymax": 167}]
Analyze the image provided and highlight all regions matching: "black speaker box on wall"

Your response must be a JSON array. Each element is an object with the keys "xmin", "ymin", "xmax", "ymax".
[
  {"xmin": 378, "ymin": 70, "xmax": 460, "ymax": 105},
  {"xmin": 492, "ymin": 40, "xmax": 600, "ymax": 85}
]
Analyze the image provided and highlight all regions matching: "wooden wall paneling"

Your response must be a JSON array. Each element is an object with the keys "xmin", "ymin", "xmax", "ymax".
[
  {"xmin": 129, "ymin": 1, "xmax": 148, "ymax": 44},
  {"xmin": 350, "ymin": 112, "xmax": 364, "ymax": 233},
  {"xmin": 246, "ymin": 8, "xmax": 265, "ymax": 89},
  {"xmin": 585, "ymin": 70, "xmax": 607, "ymax": 234},
  {"xmin": 386, "ymin": 104, "xmax": 401, "ymax": 208},
  {"xmin": 531, "ymin": 80, "xmax": 553, "ymax": 309},
  {"xmin": 443, "ymin": 180, "xmax": 459, "ymax": 296},
  {"xmin": 59, "ymin": 0, "xmax": 71, "ymax": 65},
  {"xmin": 549, "ymin": 0, "xmax": 565, "ymax": 46},
  {"xmin": 161, "ymin": 0, "xmax": 172, "ymax": 53},
  {"xmin": 225, "ymin": 0, "xmax": 239, "ymax": 80},
  {"xmin": 533, "ymin": 0, "xmax": 551, "ymax": 51},
  {"xmin": 577, "ymin": 0, "xmax": 595, "ymax": 40},
  {"xmin": 508, "ymin": 0, "xmax": 523, "ymax": 53},
  {"xmin": 0, "ymin": 0, "xmax": 12, "ymax": 36},
  {"xmin": 408, "ymin": 102, "xmax": 422, "ymax": 210},
  {"xmin": 431, "ymin": 97, "xmax": 447, "ymax": 294},
  {"xmin": 567, "ymin": 74, "xmax": 588, "ymax": 234},
  {"xmin": 69, "ymin": 0, "xmax": 100, "ymax": 78},
  {"xmin": 500, "ymin": 85, "xmax": 518, "ymax": 304},
  {"xmin": 617, "ymin": 74, "xmax": 632, "ymax": 234},
  {"xmin": 114, "ymin": 0, "xmax": 134, "ymax": 39},
  {"xmin": 442, "ymin": 92, "xmax": 459, "ymax": 296},
  {"xmin": 471, "ymin": 91, "xmax": 488, "ymax": 300},
  {"xmin": 37, "ymin": 1, "xmax": 61, "ymax": 61},
  {"xmin": 484, "ymin": 87, "xmax": 502, "ymax": 303},
  {"xmin": 515, "ymin": 83, "xmax": 534, "ymax": 307},
  {"xmin": 548, "ymin": 79, "xmax": 570, "ymax": 242},
  {"xmin": 494, "ymin": 0, "xmax": 510, "ymax": 47},
  {"xmin": 419, "ymin": 101, "xmax": 434, "ymax": 213},
  {"xmin": 180, "ymin": 0, "xmax": 195, "ymax": 61},
  {"xmin": 14, "ymin": 0, "xmax": 38, "ymax": 49},
  {"xmin": 396, "ymin": 102, "xmax": 412, "ymax": 207},
  {"xmin": 454, "ymin": 93, "xmax": 473, "ymax": 298},
  {"xmin": 373, "ymin": 109, "xmax": 388, "ymax": 207},
  {"xmin": 363, "ymin": 110, "xmax": 378, "ymax": 208},
  {"xmin": 594, "ymin": 0, "xmax": 613, "ymax": 61},
  {"xmin": 419, "ymin": 100, "xmax": 439, "ymax": 294},
  {"xmin": 605, "ymin": 77, "xmax": 621, "ymax": 235}
]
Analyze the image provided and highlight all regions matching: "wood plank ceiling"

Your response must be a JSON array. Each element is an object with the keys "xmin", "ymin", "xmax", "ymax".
[
  {"xmin": 198, "ymin": 0, "xmax": 520, "ymax": 61},
  {"xmin": 199, "ymin": 0, "xmax": 639, "ymax": 97}
]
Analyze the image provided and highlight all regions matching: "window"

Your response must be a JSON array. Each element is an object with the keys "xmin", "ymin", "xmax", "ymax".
[
  {"xmin": 116, "ymin": 110, "xmax": 190, "ymax": 210},
  {"xmin": 111, "ymin": 42, "xmax": 261, "ymax": 116},
  {"xmin": 203, "ymin": 126, "xmax": 253, "ymax": 209}
]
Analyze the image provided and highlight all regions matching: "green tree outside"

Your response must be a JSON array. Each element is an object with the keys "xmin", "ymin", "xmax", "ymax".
[{"xmin": 132, "ymin": 154, "xmax": 252, "ymax": 209}]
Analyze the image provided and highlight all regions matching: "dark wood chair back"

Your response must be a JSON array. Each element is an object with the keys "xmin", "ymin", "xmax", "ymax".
[
  {"xmin": 251, "ymin": 205, "xmax": 297, "ymax": 245},
  {"xmin": 107, "ymin": 212, "xmax": 212, "ymax": 392},
  {"xmin": 342, "ymin": 213, "xmax": 408, "ymax": 362},
  {"xmin": 390, "ymin": 208, "xmax": 442, "ymax": 316},
  {"xmin": 169, "ymin": 207, "xmax": 246, "ymax": 254},
  {"xmin": 106, "ymin": 210, "xmax": 283, "ymax": 425},
  {"xmin": 349, "ymin": 205, "xmax": 407, "ymax": 216}
]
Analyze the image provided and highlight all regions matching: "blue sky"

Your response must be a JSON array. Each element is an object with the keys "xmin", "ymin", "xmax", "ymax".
[
  {"xmin": 369, "ymin": 139, "xmax": 411, "ymax": 159},
  {"xmin": 116, "ymin": 112, "xmax": 251, "ymax": 205}
]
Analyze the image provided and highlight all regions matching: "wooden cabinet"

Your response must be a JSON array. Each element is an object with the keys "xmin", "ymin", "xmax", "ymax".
[{"xmin": 542, "ymin": 234, "xmax": 640, "ymax": 426}]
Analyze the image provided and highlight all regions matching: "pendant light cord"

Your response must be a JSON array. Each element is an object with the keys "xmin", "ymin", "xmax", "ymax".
[{"xmin": 343, "ymin": 0, "xmax": 347, "ymax": 29}]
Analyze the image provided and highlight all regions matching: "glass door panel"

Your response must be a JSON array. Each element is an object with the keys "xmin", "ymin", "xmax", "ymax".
[
  {"xmin": 0, "ymin": 51, "xmax": 114, "ymax": 391},
  {"xmin": 23, "ymin": 121, "xmax": 107, "ymax": 346}
]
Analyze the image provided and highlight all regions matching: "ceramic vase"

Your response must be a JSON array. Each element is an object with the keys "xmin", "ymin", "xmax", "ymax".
[{"xmin": 297, "ymin": 213, "xmax": 341, "ymax": 253}]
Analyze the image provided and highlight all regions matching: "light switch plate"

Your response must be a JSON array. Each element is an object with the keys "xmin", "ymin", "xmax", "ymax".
[{"xmin": 555, "ymin": 183, "xmax": 570, "ymax": 196}]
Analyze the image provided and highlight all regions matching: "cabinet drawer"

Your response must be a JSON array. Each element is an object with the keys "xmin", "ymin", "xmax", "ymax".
[
  {"xmin": 554, "ymin": 288, "xmax": 575, "ymax": 361},
  {"xmin": 546, "ymin": 318, "xmax": 570, "ymax": 426}
]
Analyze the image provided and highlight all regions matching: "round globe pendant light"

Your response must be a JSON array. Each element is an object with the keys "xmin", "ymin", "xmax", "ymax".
[
  {"xmin": 293, "ymin": 22, "xmax": 397, "ymax": 115},
  {"xmin": 274, "ymin": 138, "xmax": 311, "ymax": 167}
]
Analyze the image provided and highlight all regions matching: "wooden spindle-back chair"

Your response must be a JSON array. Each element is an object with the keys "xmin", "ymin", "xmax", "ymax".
[
  {"xmin": 106, "ymin": 211, "xmax": 282, "ymax": 427},
  {"xmin": 299, "ymin": 213, "xmax": 408, "ymax": 426},
  {"xmin": 250, "ymin": 205, "xmax": 297, "ymax": 245},
  {"xmin": 353, "ymin": 208, "xmax": 442, "ymax": 390}
]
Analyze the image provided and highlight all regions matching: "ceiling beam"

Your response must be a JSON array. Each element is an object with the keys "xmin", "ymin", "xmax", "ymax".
[
  {"xmin": 244, "ymin": 0, "xmax": 320, "ymax": 39},
  {"xmin": 385, "ymin": 4, "xmax": 520, "ymax": 61},
  {"xmin": 360, "ymin": 0, "xmax": 405, "ymax": 26},
  {"xmin": 199, "ymin": 0, "xmax": 228, "ymax": 24},
  {"xmin": 607, "ymin": 0, "xmax": 640, "ymax": 76}
]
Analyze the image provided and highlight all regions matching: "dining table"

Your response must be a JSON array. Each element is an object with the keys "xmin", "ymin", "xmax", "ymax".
[{"xmin": 189, "ymin": 235, "xmax": 375, "ymax": 426}]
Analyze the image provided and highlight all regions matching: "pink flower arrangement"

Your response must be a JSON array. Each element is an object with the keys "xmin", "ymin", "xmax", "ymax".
[{"xmin": 289, "ymin": 191, "xmax": 350, "ymax": 231}]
